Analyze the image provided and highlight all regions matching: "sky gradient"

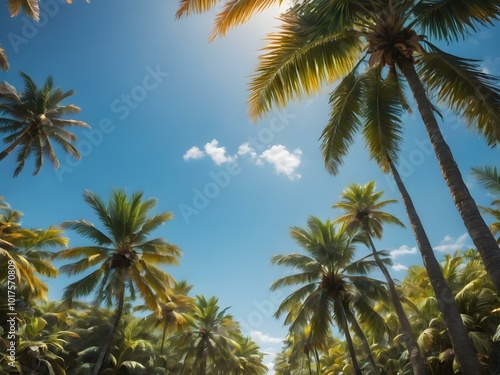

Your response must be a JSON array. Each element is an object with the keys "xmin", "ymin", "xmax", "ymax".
[{"xmin": 1, "ymin": 1, "xmax": 499, "ymax": 371}]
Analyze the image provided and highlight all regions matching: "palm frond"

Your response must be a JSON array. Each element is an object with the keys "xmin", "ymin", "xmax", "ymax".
[
  {"xmin": 321, "ymin": 70, "xmax": 365, "ymax": 175},
  {"xmin": 176, "ymin": 0, "xmax": 219, "ymax": 18},
  {"xmin": 248, "ymin": 11, "xmax": 362, "ymax": 121},
  {"xmin": 417, "ymin": 44, "xmax": 500, "ymax": 146},
  {"xmin": 61, "ymin": 267, "xmax": 105, "ymax": 302},
  {"xmin": 210, "ymin": 0, "xmax": 283, "ymax": 41},
  {"xmin": 7, "ymin": 0, "xmax": 40, "ymax": 20},
  {"xmin": 0, "ymin": 46, "xmax": 9, "ymax": 71},
  {"xmin": 411, "ymin": 0, "xmax": 500, "ymax": 43},
  {"xmin": 361, "ymin": 67, "xmax": 405, "ymax": 172},
  {"xmin": 471, "ymin": 165, "xmax": 500, "ymax": 195},
  {"xmin": 61, "ymin": 219, "xmax": 113, "ymax": 246}
]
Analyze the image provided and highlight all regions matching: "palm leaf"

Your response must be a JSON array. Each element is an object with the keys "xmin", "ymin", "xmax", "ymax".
[
  {"xmin": 361, "ymin": 67, "xmax": 405, "ymax": 172},
  {"xmin": 210, "ymin": 0, "xmax": 283, "ymax": 41},
  {"xmin": 61, "ymin": 220, "xmax": 113, "ymax": 246},
  {"xmin": 176, "ymin": 0, "xmax": 219, "ymax": 18},
  {"xmin": 7, "ymin": 0, "xmax": 40, "ymax": 20},
  {"xmin": 321, "ymin": 70, "xmax": 366, "ymax": 175},
  {"xmin": 61, "ymin": 267, "xmax": 105, "ymax": 302},
  {"xmin": 411, "ymin": 0, "xmax": 500, "ymax": 43},
  {"xmin": 248, "ymin": 11, "xmax": 362, "ymax": 120},
  {"xmin": 471, "ymin": 165, "xmax": 500, "ymax": 195},
  {"xmin": 417, "ymin": 44, "xmax": 500, "ymax": 146}
]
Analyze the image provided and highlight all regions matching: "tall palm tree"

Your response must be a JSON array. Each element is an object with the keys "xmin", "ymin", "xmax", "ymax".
[
  {"xmin": 270, "ymin": 217, "xmax": 388, "ymax": 375},
  {"xmin": 55, "ymin": 188, "xmax": 182, "ymax": 375},
  {"xmin": 176, "ymin": 0, "xmax": 500, "ymax": 300},
  {"xmin": 140, "ymin": 280, "xmax": 194, "ymax": 355},
  {"xmin": 472, "ymin": 165, "xmax": 500, "ymax": 243},
  {"xmin": 175, "ymin": 295, "xmax": 241, "ymax": 375},
  {"xmin": 233, "ymin": 336, "xmax": 268, "ymax": 375},
  {"xmin": 0, "ymin": 71, "xmax": 89, "ymax": 176},
  {"xmin": 387, "ymin": 156, "xmax": 483, "ymax": 374},
  {"xmin": 333, "ymin": 181, "xmax": 427, "ymax": 375}
]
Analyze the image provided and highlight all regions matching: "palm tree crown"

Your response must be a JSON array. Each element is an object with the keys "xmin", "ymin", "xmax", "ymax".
[
  {"xmin": 0, "ymin": 71, "xmax": 89, "ymax": 177},
  {"xmin": 270, "ymin": 217, "xmax": 388, "ymax": 374},
  {"xmin": 56, "ymin": 189, "xmax": 181, "ymax": 314}
]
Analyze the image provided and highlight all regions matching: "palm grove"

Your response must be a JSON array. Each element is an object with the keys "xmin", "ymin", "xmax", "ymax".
[{"xmin": 1, "ymin": 0, "xmax": 500, "ymax": 374}]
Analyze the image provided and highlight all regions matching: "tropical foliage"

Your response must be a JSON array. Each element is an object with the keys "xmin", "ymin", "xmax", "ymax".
[
  {"xmin": 2, "ymin": 1, "xmax": 500, "ymax": 374},
  {"xmin": 1, "ymin": 182, "xmax": 500, "ymax": 374},
  {"xmin": 177, "ymin": 0, "xmax": 500, "ymax": 308},
  {"xmin": 0, "ymin": 72, "xmax": 89, "ymax": 177}
]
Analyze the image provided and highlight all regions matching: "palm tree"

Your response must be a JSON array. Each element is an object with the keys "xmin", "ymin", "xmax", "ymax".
[
  {"xmin": 55, "ymin": 188, "xmax": 182, "ymax": 375},
  {"xmin": 176, "ymin": 0, "xmax": 500, "ymax": 302},
  {"xmin": 388, "ymin": 156, "xmax": 483, "ymax": 374},
  {"xmin": 0, "ymin": 71, "xmax": 89, "ymax": 176},
  {"xmin": 472, "ymin": 165, "xmax": 500, "ymax": 243},
  {"xmin": 333, "ymin": 181, "xmax": 428, "ymax": 375},
  {"xmin": 270, "ymin": 216, "xmax": 388, "ymax": 375},
  {"xmin": 140, "ymin": 280, "xmax": 194, "ymax": 355},
  {"xmin": 233, "ymin": 336, "xmax": 268, "ymax": 375},
  {"xmin": 0, "ymin": 202, "xmax": 64, "ymax": 300},
  {"xmin": 175, "ymin": 295, "xmax": 241, "ymax": 375}
]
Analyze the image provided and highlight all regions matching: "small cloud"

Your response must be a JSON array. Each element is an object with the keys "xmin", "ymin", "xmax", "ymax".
[
  {"xmin": 392, "ymin": 263, "xmax": 409, "ymax": 272},
  {"xmin": 238, "ymin": 143, "xmax": 263, "ymax": 165},
  {"xmin": 204, "ymin": 139, "xmax": 236, "ymax": 165},
  {"xmin": 251, "ymin": 330, "xmax": 283, "ymax": 344},
  {"xmin": 183, "ymin": 146, "xmax": 205, "ymax": 161},
  {"xmin": 389, "ymin": 245, "xmax": 417, "ymax": 259},
  {"xmin": 433, "ymin": 233, "xmax": 469, "ymax": 253},
  {"xmin": 260, "ymin": 145, "xmax": 302, "ymax": 181}
]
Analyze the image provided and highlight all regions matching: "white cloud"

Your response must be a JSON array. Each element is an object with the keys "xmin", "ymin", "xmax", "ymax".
[
  {"xmin": 392, "ymin": 263, "xmax": 409, "ymax": 272},
  {"xmin": 389, "ymin": 245, "xmax": 417, "ymax": 259},
  {"xmin": 183, "ymin": 146, "xmax": 205, "ymax": 161},
  {"xmin": 433, "ymin": 233, "xmax": 470, "ymax": 253},
  {"xmin": 388, "ymin": 245, "xmax": 417, "ymax": 272},
  {"xmin": 260, "ymin": 145, "xmax": 302, "ymax": 181},
  {"xmin": 238, "ymin": 142, "xmax": 263, "ymax": 165},
  {"xmin": 204, "ymin": 139, "xmax": 236, "ymax": 165},
  {"xmin": 251, "ymin": 330, "xmax": 283, "ymax": 344},
  {"xmin": 184, "ymin": 141, "xmax": 302, "ymax": 181}
]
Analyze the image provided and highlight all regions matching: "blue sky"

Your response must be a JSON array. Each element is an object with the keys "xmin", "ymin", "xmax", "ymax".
[{"xmin": 1, "ymin": 1, "xmax": 499, "ymax": 371}]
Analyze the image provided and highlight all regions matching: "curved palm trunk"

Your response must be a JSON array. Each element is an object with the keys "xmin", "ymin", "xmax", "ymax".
[
  {"xmin": 396, "ymin": 56, "xmax": 500, "ymax": 295},
  {"xmin": 344, "ymin": 306, "xmax": 380, "ymax": 374},
  {"xmin": 366, "ymin": 234, "xmax": 428, "ymax": 375},
  {"xmin": 92, "ymin": 291, "xmax": 125, "ymax": 375},
  {"xmin": 338, "ymin": 301, "xmax": 363, "ymax": 375},
  {"xmin": 388, "ymin": 156, "xmax": 482, "ymax": 375}
]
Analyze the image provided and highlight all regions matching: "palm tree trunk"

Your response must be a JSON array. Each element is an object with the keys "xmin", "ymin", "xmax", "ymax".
[
  {"xmin": 367, "ymin": 234, "xmax": 428, "ymax": 375},
  {"xmin": 92, "ymin": 291, "xmax": 125, "ymax": 375},
  {"xmin": 160, "ymin": 320, "xmax": 168, "ymax": 354},
  {"xmin": 396, "ymin": 56, "xmax": 500, "ymax": 295},
  {"xmin": 388, "ymin": 156, "xmax": 482, "ymax": 375},
  {"xmin": 339, "ymin": 301, "xmax": 362, "ymax": 375},
  {"xmin": 345, "ymin": 306, "xmax": 380, "ymax": 374}
]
